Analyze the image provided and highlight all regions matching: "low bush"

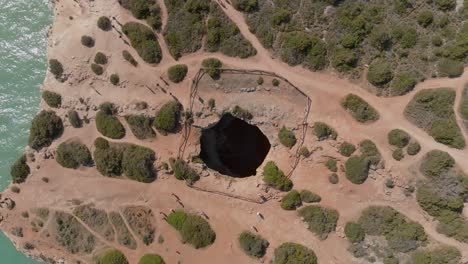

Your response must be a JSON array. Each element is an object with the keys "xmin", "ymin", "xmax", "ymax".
[
  {"xmin": 299, "ymin": 146, "xmax": 310, "ymax": 157},
  {"xmin": 407, "ymin": 141, "xmax": 421, "ymax": 156},
  {"xmin": 81, "ymin": 35, "xmax": 95, "ymax": 47},
  {"xmin": 388, "ymin": 129, "xmax": 410, "ymax": 147},
  {"xmin": 124, "ymin": 115, "xmax": 155, "ymax": 139},
  {"xmin": 122, "ymin": 50, "xmax": 138, "ymax": 66},
  {"xmin": 280, "ymin": 190, "xmax": 302, "ymax": 210},
  {"xmin": 390, "ymin": 73, "xmax": 417, "ymax": 96},
  {"xmin": 278, "ymin": 126, "xmax": 296, "ymax": 148},
  {"xmin": 98, "ymin": 249, "xmax": 129, "ymax": 264},
  {"xmin": 300, "ymin": 190, "xmax": 321, "ymax": 203},
  {"xmin": 56, "ymin": 141, "xmax": 93, "ymax": 169},
  {"xmin": 341, "ymin": 94, "xmax": 379, "ymax": 123},
  {"xmin": 169, "ymin": 158, "xmax": 200, "ymax": 185},
  {"xmin": 278, "ymin": 31, "xmax": 327, "ymax": 70},
  {"xmin": 208, "ymin": 98, "xmax": 215, "ymax": 110},
  {"xmin": 96, "ymin": 104, "xmax": 126, "ymax": 139},
  {"xmin": 122, "ymin": 144, "xmax": 156, "ymax": 183},
  {"xmin": 10, "ymin": 155, "xmax": 30, "ymax": 184},
  {"xmin": 97, "ymin": 16, "xmax": 111, "ymax": 31},
  {"xmin": 68, "ymin": 110, "xmax": 82, "ymax": 128},
  {"xmin": 329, "ymin": 173, "xmax": 339, "ymax": 184},
  {"xmin": 138, "ymin": 254, "xmax": 165, "ymax": 264},
  {"xmin": 110, "ymin": 74, "xmax": 120, "ymax": 85},
  {"xmin": 28, "ymin": 110, "xmax": 63, "ymax": 150},
  {"xmin": 94, "ymin": 137, "xmax": 109, "ymax": 149},
  {"xmin": 91, "ymin": 63, "xmax": 104, "ymax": 75},
  {"xmin": 122, "ymin": 22, "xmax": 162, "ymax": 64},
  {"xmin": 438, "ymin": 59, "xmax": 463, "ymax": 78},
  {"xmin": 94, "ymin": 144, "xmax": 123, "ymax": 177},
  {"xmin": 272, "ymin": 78, "xmax": 280, "ymax": 86},
  {"xmin": 367, "ymin": 61, "xmax": 394, "ymax": 87},
  {"xmin": 94, "ymin": 52, "xmax": 108, "ymax": 65},
  {"xmin": 42, "ymin": 91, "xmax": 61, "ymax": 108},
  {"xmin": 238, "ymin": 232, "xmax": 269, "ymax": 258},
  {"xmin": 345, "ymin": 156, "xmax": 370, "ymax": 184},
  {"xmin": 435, "ymin": 0, "xmax": 456, "ymax": 11},
  {"xmin": 411, "ymin": 246, "xmax": 461, "ymax": 264},
  {"xmin": 298, "ymin": 205, "xmax": 339, "ymax": 239},
  {"xmin": 420, "ymin": 150, "xmax": 454, "ymax": 178},
  {"xmin": 263, "ymin": 161, "xmax": 293, "ymax": 191},
  {"xmin": 325, "ymin": 159, "xmax": 338, "ymax": 172},
  {"xmin": 461, "ymin": 87, "xmax": 468, "ymax": 120},
  {"xmin": 273, "ymin": 242, "xmax": 317, "ymax": 264},
  {"xmin": 392, "ymin": 148, "xmax": 404, "ymax": 161},
  {"xmin": 313, "ymin": 122, "xmax": 337, "ymax": 140},
  {"xmin": 339, "ymin": 142, "xmax": 356, "ymax": 157},
  {"xmin": 359, "ymin": 139, "xmax": 382, "ymax": 166},
  {"xmin": 49, "ymin": 59, "xmax": 63, "ymax": 80},
  {"xmin": 331, "ymin": 48, "xmax": 358, "ymax": 72},
  {"xmin": 202, "ymin": 58, "xmax": 222, "ymax": 79},
  {"xmin": 344, "ymin": 222, "xmax": 365, "ymax": 243},
  {"xmin": 417, "ymin": 10, "xmax": 433, "ymax": 27},
  {"xmin": 232, "ymin": 105, "xmax": 253, "ymax": 120},
  {"xmin": 430, "ymin": 119, "xmax": 465, "ymax": 149},
  {"xmin": 167, "ymin": 210, "xmax": 216, "ymax": 249},
  {"xmin": 167, "ymin": 64, "xmax": 188, "ymax": 83},
  {"xmin": 153, "ymin": 101, "xmax": 182, "ymax": 134}
]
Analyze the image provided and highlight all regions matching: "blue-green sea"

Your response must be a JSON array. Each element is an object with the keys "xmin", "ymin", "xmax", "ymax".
[{"xmin": 0, "ymin": 0, "xmax": 51, "ymax": 263}]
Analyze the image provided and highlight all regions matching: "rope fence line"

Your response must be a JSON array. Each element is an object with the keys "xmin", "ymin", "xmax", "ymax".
[{"xmin": 176, "ymin": 68, "xmax": 312, "ymax": 203}]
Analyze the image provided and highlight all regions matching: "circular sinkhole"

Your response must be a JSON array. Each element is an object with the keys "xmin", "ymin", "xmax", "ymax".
[{"xmin": 200, "ymin": 113, "xmax": 271, "ymax": 178}]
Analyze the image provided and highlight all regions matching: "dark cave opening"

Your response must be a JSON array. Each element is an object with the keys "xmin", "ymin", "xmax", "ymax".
[{"xmin": 200, "ymin": 113, "xmax": 271, "ymax": 178}]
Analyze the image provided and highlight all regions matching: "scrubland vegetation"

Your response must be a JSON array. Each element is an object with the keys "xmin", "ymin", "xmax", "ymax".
[
  {"xmin": 73, "ymin": 204, "xmax": 114, "ymax": 242},
  {"xmin": 461, "ymin": 86, "xmax": 468, "ymax": 125},
  {"xmin": 234, "ymin": 0, "xmax": 468, "ymax": 96},
  {"xmin": 97, "ymin": 16, "xmax": 111, "ymax": 31},
  {"xmin": 96, "ymin": 103, "xmax": 126, "ymax": 139},
  {"xmin": 28, "ymin": 110, "xmax": 63, "ymax": 150},
  {"xmin": 10, "ymin": 155, "xmax": 30, "ymax": 184},
  {"xmin": 341, "ymin": 94, "xmax": 379, "ymax": 122},
  {"xmin": 169, "ymin": 158, "xmax": 200, "ymax": 184},
  {"xmin": 42, "ymin": 91, "xmax": 61, "ymax": 108},
  {"xmin": 154, "ymin": 101, "xmax": 182, "ymax": 134},
  {"xmin": 56, "ymin": 141, "xmax": 93, "ymax": 169},
  {"xmin": 49, "ymin": 59, "xmax": 63, "ymax": 80},
  {"xmin": 122, "ymin": 22, "xmax": 162, "ymax": 64},
  {"xmin": 278, "ymin": 126, "xmax": 296, "ymax": 148},
  {"xmin": 345, "ymin": 139, "xmax": 382, "ymax": 184},
  {"xmin": 339, "ymin": 142, "xmax": 356, "ymax": 157},
  {"xmin": 167, "ymin": 210, "xmax": 216, "ymax": 249},
  {"xmin": 125, "ymin": 114, "xmax": 156, "ymax": 139},
  {"xmin": 67, "ymin": 110, "xmax": 81, "ymax": 128},
  {"xmin": 298, "ymin": 205, "xmax": 339, "ymax": 239},
  {"xmin": 167, "ymin": 64, "xmax": 188, "ymax": 83},
  {"xmin": 405, "ymin": 88, "xmax": 465, "ymax": 149},
  {"xmin": 138, "ymin": 254, "xmax": 165, "ymax": 264},
  {"xmin": 313, "ymin": 122, "xmax": 337, "ymax": 140},
  {"xmin": 202, "ymin": 58, "xmax": 223, "ymax": 79},
  {"xmin": 53, "ymin": 211, "xmax": 96, "ymax": 254},
  {"xmin": 238, "ymin": 231, "xmax": 269, "ymax": 258},
  {"xmin": 164, "ymin": 0, "xmax": 255, "ymax": 59},
  {"xmin": 119, "ymin": 0, "xmax": 162, "ymax": 30},
  {"xmin": 263, "ymin": 161, "xmax": 292, "ymax": 191},
  {"xmin": 98, "ymin": 249, "xmax": 128, "ymax": 264},
  {"xmin": 109, "ymin": 212, "xmax": 137, "ymax": 249},
  {"xmin": 122, "ymin": 206, "xmax": 155, "ymax": 245},
  {"xmin": 273, "ymin": 242, "xmax": 317, "ymax": 264}
]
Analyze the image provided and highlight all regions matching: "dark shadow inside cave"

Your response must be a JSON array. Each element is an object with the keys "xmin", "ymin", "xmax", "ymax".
[{"xmin": 200, "ymin": 113, "xmax": 271, "ymax": 178}]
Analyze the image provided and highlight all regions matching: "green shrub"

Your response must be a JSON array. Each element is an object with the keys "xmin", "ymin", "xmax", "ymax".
[
  {"xmin": 96, "ymin": 105, "xmax": 126, "ymax": 139},
  {"xmin": 257, "ymin": 77, "xmax": 264, "ymax": 85},
  {"xmin": 359, "ymin": 139, "xmax": 382, "ymax": 165},
  {"xmin": 341, "ymin": 94, "xmax": 379, "ymax": 122},
  {"xmin": 313, "ymin": 122, "xmax": 337, "ymax": 140},
  {"xmin": 298, "ymin": 205, "xmax": 339, "ymax": 239},
  {"xmin": 238, "ymin": 232, "xmax": 269, "ymax": 258},
  {"xmin": 329, "ymin": 173, "xmax": 339, "ymax": 184},
  {"xmin": 56, "ymin": 141, "xmax": 93, "ymax": 169},
  {"xmin": 438, "ymin": 59, "xmax": 463, "ymax": 78},
  {"xmin": 208, "ymin": 98, "xmax": 215, "ymax": 110},
  {"xmin": 345, "ymin": 156, "xmax": 370, "ymax": 184},
  {"xmin": 169, "ymin": 158, "xmax": 200, "ymax": 184},
  {"xmin": 420, "ymin": 150, "xmax": 455, "ymax": 178},
  {"xmin": 325, "ymin": 159, "xmax": 338, "ymax": 172},
  {"xmin": 369, "ymin": 27, "xmax": 392, "ymax": 51},
  {"xmin": 407, "ymin": 141, "xmax": 421, "ymax": 156},
  {"xmin": 388, "ymin": 129, "xmax": 410, "ymax": 147},
  {"xmin": 81, "ymin": 35, "xmax": 95, "ymax": 47},
  {"xmin": 110, "ymin": 74, "xmax": 120, "ymax": 85},
  {"xmin": 94, "ymin": 137, "xmax": 109, "ymax": 149},
  {"xmin": 281, "ymin": 190, "xmax": 302, "ymax": 210},
  {"xmin": 344, "ymin": 222, "xmax": 365, "ymax": 243},
  {"xmin": 49, "ymin": 59, "xmax": 63, "ymax": 79},
  {"xmin": 167, "ymin": 210, "xmax": 216, "ymax": 249},
  {"xmin": 278, "ymin": 31, "xmax": 327, "ymax": 70},
  {"xmin": 435, "ymin": 0, "xmax": 456, "ymax": 10},
  {"xmin": 42, "ymin": 91, "xmax": 61, "ymax": 108},
  {"xmin": 278, "ymin": 126, "xmax": 296, "ymax": 148},
  {"xmin": 390, "ymin": 73, "xmax": 417, "ymax": 96},
  {"xmin": 392, "ymin": 148, "xmax": 404, "ymax": 161},
  {"xmin": 232, "ymin": 0, "xmax": 258, "ymax": 12},
  {"xmin": 94, "ymin": 52, "xmax": 108, "ymax": 65},
  {"xmin": 383, "ymin": 256, "xmax": 399, "ymax": 264},
  {"xmin": 332, "ymin": 48, "xmax": 358, "ymax": 72},
  {"xmin": 430, "ymin": 119, "xmax": 465, "ymax": 149},
  {"xmin": 272, "ymin": 78, "xmax": 280, "ymax": 86},
  {"xmin": 263, "ymin": 161, "xmax": 293, "ymax": 191},
  {"xmin": 300, "ymin": 190, "xmax": 321, "ymax": 203},
  {"xmin": 94, "ymin": 145, "xmax": 123, "ymax": 177},
  {"xmin": 98, "ymin": 249, "xmax": 128, "ymax": 264},
  {"xmin": 138, "ymin": 254, "xmax": 165, "ymax": 264},
  {"xmin": 10, "ymin": 155, "xmax": 30, "ymax": 184},
  {"xmin": 28, "ymin": 110, "xmax": 63, "ymax": 150},
  {"xmin": 411, "ymin": 246, "xmax": 461, "ymax": 264},
  {"xmin": 202, "ymin": 58, "xmax": 222, "ymax": 79},
  {"xmin": 122, "ymin": 50, "xmax": 138, "ymax": 66},
  {"xmin": 167, "ymin": 64, "xmax": 188, "ymax": 83},
  {"xmin": 417, "ymin": 10, "xmax": 433, "ymax": 27},
  {"xmin": 68, "ymin": 110, "xmax": 82, "ymax": 128},
  {"xmin": 125, "ymin": 115, "xmax": 155, "ymax": 139},
  {"xmin": 367, "ymin": 61, "xmax": 394, "ymax": 87},
  {"xmin": 273, "ymin": 242, "xmax": 317, "ymax": 264},
  {"xmin": 97, "ymin": 16, "xmax": 111, "ymax": 31},
  {"xmin": 122, "ymin": 144, "xmax": 156, "ymax": 182},
  {"xmin": 232, "ymin": 105, "xmax": 253, "ymax": 120},
  {"xmin": 124, "ymin": 0, "xmax": 162, "ymax": 30},
  {"xmin": 339, "ymin": 142, "xmax": 356, "ymax": 157},
  {"xmin": 91, "ymin": 64, "xmax": 104, "ymax": 75},
  {"xmin": 122, "ymin": 22, "xmax": 162, "ymax": 64},
  {"xmin": 153, "ymin": 101, "xmax": 182, "ymax": 134},
  {"xmin": 299, "ymin": 146, "xmax": 310, "ymax": 158},
  {"xmin": 461, "ymin": 88, "xmax": 468, "ymax": 120}
]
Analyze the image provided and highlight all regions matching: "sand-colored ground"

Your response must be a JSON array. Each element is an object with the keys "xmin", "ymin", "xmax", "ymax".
[{"xmin": 1, "ymin": 0, "xmax": 468, "ymax": 263}]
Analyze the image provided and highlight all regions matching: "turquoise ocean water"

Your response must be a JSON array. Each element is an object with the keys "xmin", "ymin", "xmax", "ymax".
[{"xmin": 0, "ymin": 0, "xmax": 51, "ymax": 263}]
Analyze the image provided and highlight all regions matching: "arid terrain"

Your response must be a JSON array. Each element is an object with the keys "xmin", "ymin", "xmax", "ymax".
[{"xmin": 1, "ymin": 0, "xmax": 468, "ymax": 263}]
